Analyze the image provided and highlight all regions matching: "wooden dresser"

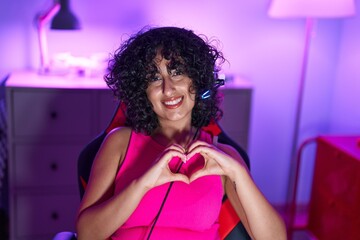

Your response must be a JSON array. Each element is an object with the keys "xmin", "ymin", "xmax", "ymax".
[{"xmin": 5, "ymin": 71, "xmax": 252, "ymax": 239}]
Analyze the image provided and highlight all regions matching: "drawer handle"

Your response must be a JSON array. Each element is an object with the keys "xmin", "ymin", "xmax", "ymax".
[
  {"xmin": 51, "ymin": 211, "xmax": 59, "ymax": 220},
  {"xmin": 50, "ymin": 111, "xmax": 58, "ymax": 119},
  {"xmin": 50, "ymin": 162, "xmax": 58, "ymax": 171}
]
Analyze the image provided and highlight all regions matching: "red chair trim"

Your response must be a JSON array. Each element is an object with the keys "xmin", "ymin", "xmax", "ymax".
[
  {"xmin": 105, "ymin": 102, "xmax": 127, "ymax": 134},
  {"xmin": 80, "ymin": 176, "xmax": 87, "ymax": 190},
  {"xmin": 219, "ymin": 198, "xmax": 241, "ymax": 239}
]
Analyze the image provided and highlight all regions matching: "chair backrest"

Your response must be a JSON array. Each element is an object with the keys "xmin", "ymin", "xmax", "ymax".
[{"xmin": 77, "ymin": 102, "xmax": 251, "ymax": 240}]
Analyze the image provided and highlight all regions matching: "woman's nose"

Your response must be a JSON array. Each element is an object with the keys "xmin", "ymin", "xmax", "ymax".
[{"xmin": 162, "ymin": 77, "xmax": 175, "ymax": 95}]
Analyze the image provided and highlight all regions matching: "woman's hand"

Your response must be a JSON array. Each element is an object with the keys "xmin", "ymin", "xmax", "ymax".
[
  {"xmin": 186, "ymin": 140, "xmax": 248, "ymax": 182},
  {"xmin": 139, "ymin": 144, "xmax": 189, "ymax": 191},
  {"xmin": 187, "ymin": 140, "xmax": 287, "ymax": 239}
]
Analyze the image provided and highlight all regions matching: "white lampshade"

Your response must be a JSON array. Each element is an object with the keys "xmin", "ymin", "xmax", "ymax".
[{"xmin": 268, "ymin": 0, "xmax": 356, "ymax": 18}]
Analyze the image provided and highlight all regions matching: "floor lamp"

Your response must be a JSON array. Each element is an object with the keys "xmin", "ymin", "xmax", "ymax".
[{"xmin": 267, "ymin": 0, "xmax": 355, "ymax": 237}]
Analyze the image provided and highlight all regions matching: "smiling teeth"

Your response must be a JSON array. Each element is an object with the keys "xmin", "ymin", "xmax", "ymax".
[{"xmin": 164, "ymin": 97, "xmax": 182, "ymax": 106}]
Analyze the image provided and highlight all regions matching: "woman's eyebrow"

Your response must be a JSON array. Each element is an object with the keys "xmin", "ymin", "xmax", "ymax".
[{"xmin": 168, "ymin": 60, "xmax": 185, "ymax": 68}]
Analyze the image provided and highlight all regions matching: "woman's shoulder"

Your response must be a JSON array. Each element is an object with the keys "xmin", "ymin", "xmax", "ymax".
[
  {"xmin": 216, "ymin": 142, "xmax": 241, "ymax": 161},
  {"xmin": 101, "ymin": 127, "xmax": 132, "ymax": 150},
  {"xmin": 94, "ymin": 127, "xmax": 133, "ymax": 169},
  {"xmin": 216, "ymin": 142, "xmax": 249, "ymax": 171},
  {"xmin": 199, "ymin": 129, "xmax": 214, "ymax": 143},
  {"xmin": 106, "ymin": 126, "xmax": 132, "ymax": 140},
  {"xmin": 216, "ymin": 141, "xmax": 236, "ymax": 152}
]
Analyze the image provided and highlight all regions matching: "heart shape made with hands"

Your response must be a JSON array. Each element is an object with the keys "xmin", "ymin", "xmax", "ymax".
[{"xmin": 168, "ymin": 153, "xmax": 205, "ymax": 178}]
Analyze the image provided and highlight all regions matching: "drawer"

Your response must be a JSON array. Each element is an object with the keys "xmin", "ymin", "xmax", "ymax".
[
  {"xmin": 14, "ymin": 193, "xmax": 79, "ymax": 239},
  {"xmin": 13, "ymin": 144, "xmax": 82, "ymax": 187},
  {"xmin": 11, "ymin": 89, "xmax": 93, "ymax": 138},
  {"xmin": 220, "ymin": 89, "xmax": 251, "ymax": 132}
]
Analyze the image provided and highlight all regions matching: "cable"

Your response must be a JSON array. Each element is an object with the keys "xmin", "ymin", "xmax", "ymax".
[
  {"xmin": 146, "ymin": 163, "xmax": 182, "ymax": 240},
  {"xmin": 146, "ymin": 127, "xmax": 200, "ymax": 240},
  {"xmin": 146, "ymin": 75, "xmax": 225, "ymax": 239}
]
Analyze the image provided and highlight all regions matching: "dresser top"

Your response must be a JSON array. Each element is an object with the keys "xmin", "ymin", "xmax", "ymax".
[
  {"xmin": 6, "ymin": 71, "xmax": 109, "ymax": 89},
  {"xmin": 6, "ymin": 71, "xmax": 252, "ymax": 90}
]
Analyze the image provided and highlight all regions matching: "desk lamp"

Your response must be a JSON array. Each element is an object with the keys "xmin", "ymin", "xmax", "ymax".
[{"xmin": 37, "ymin": 0, "xmax": 81, "ymax": 73}]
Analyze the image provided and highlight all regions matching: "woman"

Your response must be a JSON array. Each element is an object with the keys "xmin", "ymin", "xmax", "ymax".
[{"xmin": 76, "ymin": 26, "xmax": 286, "ymax": 240}]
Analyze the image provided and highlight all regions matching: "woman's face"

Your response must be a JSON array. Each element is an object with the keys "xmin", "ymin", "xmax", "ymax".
[{"xmin": 146, "ymin": 54, "xmax": 196, "ymax": 126}]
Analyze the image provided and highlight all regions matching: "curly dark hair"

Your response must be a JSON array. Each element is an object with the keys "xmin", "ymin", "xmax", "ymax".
[{"xmin": 104, "ymin": 26, "xmax": 225, "ymax": 135}]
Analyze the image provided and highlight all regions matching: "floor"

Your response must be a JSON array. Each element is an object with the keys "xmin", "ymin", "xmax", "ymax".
[
  {"xmin": 0, "ymin": 208, "xmax": 9, "ymax": 240},
  {"xmin": 291, "ymin": 230, "xmax": 318, "ymax": 240}
]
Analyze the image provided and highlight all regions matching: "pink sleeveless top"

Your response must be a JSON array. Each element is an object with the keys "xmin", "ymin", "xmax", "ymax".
[{"xmin": 111, "ymin": 130, "xmax": 223, "ymax": 240}]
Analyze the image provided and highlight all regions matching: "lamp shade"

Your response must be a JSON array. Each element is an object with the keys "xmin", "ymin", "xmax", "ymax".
[
  {"xmin": 268, "ymin": 0, "xmax": 356, "ymax": 18},
  {"xmin": 51, "ymin": 0, "xmax": 81, "ymax": 29}
]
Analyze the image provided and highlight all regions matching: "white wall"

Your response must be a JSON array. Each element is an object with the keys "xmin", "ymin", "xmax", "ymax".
[
  {"xmin": 330, "ymin": 13, "xmax": 360, "ymax": 134},
  {"xmin": 1, "ymin": 0, "xmax": 359, "ymax": 206}
]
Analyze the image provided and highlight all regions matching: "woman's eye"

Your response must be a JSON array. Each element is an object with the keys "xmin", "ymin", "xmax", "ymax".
[
  {"xmin": 148, "ymin": 74, "xmax": 163, "ymax": 86},
  {"xmin": 170, "ymin": 69, "xmax": 183, "ymax": 77},
  {"xmin": 151, "ymin": 75, "xmax": 162, "ymax": 82}
]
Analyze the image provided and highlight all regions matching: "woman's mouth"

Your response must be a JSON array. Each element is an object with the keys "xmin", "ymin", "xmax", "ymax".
[{"xmin": 162, "ymin": 96, "xmax": 183, "ymax": 109}]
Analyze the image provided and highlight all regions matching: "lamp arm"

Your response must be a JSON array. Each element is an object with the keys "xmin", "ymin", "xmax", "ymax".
[{"xmin": 37, "ymin": 3, "xmax": 60, "ymax": 73}]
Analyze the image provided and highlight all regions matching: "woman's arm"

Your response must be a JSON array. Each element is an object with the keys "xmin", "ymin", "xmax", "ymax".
[
  {"xmin": 222, "ymin": 175, "xmax": 255, "ymax": 239},
  {"xmin": 76, "ymin": 127, "xmax": 189, "ymax": 240},
  {"xmin": 76, "ymin": 127, "xmax": 146, "ymax": 239},
  {"xmin": 188, "ymin": 141, "xmax": 287, "ymax": 240}
]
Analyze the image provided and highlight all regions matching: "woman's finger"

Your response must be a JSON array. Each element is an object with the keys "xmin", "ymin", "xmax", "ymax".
[
  {"xmin": 156, "ymin": 148, "xmax": 187, "ymax": 165},
  {"xmin": 170, "ymin": 173, "xmax": 189, "ymax": 184},
  {"xmin": 187, "ymin": 140, "xmax": 212, "ymax": 153},
  {"xmin": 167, "ymin": 143, "xmax": 186, "ymax": 153},
  {"xmin": 187, "ymin": 144, "xmax": 219, "ymax": 162}
]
